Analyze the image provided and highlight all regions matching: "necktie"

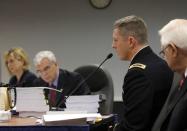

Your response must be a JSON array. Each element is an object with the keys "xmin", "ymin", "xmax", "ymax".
[
  {"xmin": 179, "ymin": 74, "xmax": 186, "ymax": 89},
  {"xmin": 50, "ymin": 84, "xmax": 56, "ymax": 107}
]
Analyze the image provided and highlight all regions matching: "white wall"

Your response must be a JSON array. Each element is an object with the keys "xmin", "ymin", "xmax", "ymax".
[{"xmin": 0, "ymin": 0, "xmax": 186, "ymax": 101}]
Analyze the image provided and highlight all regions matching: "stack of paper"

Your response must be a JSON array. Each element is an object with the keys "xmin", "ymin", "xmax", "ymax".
[
  {"xmin": 16, "ymin": 87, "xmax": 49, "ymax": 117},
  {"xmin": 43, "ymin": 113, "xmax": 102, "ymax": 125},
  {"xmin": 65, "ymin": 95, "xmax": 100, "ymax": 113}
]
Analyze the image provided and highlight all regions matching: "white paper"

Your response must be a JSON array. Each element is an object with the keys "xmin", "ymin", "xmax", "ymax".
[
  {"xmin": 65, "ymin": 95, "xmax": 100, "ymax": 113},
  {"xmin": 66, "ymin": 95, "xmax": 100, "ymax": 103},
  {"xmin": 43, "ymin": 113, "xmax": 102, "ymax": 122},
  {"xmin": 16, "ymin": 87, "xmax": 49, "ymax": 112}
]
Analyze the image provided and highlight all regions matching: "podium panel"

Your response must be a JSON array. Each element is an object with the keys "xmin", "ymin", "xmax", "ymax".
[
  {"xmin": 0, "ymin": 126, "xmax": 89, "ymax": 131},
  {"xmin": 0, "ymin": 117, "xmax": 89, "ymax": 131}
]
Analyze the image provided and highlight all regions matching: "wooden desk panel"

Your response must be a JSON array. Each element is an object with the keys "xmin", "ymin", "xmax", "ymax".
[
  {"xmin": 0, "ymin": 117, "xmax": 37, "ymax": 126},
  {"xmin": 0, "ymin": 117, "xmax": 89, "ymax": 131}
]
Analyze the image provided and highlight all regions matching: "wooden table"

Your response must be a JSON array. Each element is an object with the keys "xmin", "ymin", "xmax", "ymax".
[
  {"xmin": 0, "ymin": 117, "xmax": 37, "ymax": 126},
  {"xmin": 0, "ymin": 117, "xmax": 89, "ymax": 131}
]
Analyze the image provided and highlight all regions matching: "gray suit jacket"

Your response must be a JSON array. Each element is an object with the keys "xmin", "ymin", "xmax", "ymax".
[{"xmin": 151, "ymin": 73, "xmax": 181, "ymax": 131}]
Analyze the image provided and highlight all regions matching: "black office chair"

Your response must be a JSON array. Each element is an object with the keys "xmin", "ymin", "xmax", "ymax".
[{"xmin": 74, "ymin": 65, "xmax": 114, "ymax": 115}]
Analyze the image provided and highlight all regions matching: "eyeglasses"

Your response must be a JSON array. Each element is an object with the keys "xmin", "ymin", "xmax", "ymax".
[
  {"xmin": 37, "ymin": 62, "xmax": 53, "ymax": 75},
  {"xmin": 159, "ymin": 46, "xmax": 169, "ymax": 58}
]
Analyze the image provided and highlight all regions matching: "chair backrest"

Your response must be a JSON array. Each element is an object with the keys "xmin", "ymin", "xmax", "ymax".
[{"xmin": 74, "ymin": 65, "xmax": 114, "ymax": 115}]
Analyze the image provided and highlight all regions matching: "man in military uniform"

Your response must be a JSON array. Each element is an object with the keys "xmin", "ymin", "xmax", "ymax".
[{"xmin": 112, "ymin": 15, "xmax": 173, "ymax": 131}]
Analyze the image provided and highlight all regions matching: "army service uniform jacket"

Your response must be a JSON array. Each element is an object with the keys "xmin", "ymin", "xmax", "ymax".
[{"xmin": 118, "ymin": 46, "xmax": 173, "ymax": 131}]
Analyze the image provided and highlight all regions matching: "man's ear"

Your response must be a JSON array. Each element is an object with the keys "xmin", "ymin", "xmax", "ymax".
[
  {"xmin": 169, "ymin": 43, "xmax": 178, "ymax": 57},
  {"xmin": 128, "ymin": 36, "xmax": 136, "ymax": 49}
]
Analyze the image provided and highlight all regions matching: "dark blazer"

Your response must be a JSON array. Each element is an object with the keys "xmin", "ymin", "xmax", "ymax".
[
  {"xmin": 9, "ymin": 70, "xmax": 37, "ymax": 87},
  {"xmin": 117, "ymin": 46, "xmax": 173, "ymax": 131},
  {"xmin": 33, "ymin": 69, "xmax": 90, "ymax": 108},
  {"xmin": 151, "ymin": 73, "xmax": 182, "ymax": 131},
  {"xmin": 152, "ymin": 75, "xmax": 187, "ymax": 131}
]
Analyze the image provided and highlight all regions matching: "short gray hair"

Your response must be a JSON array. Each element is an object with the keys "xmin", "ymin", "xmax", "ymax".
[
  {"xmin": 159, "ymin": 19, "xmax": 187, "ymax": 50},
  {"xmin": 114, "ymin": 15, "xmax": 148, "ymax": 44},
  {"xmin": 33, "ymin": 50, "xmax": 56, "ymax": 66}
]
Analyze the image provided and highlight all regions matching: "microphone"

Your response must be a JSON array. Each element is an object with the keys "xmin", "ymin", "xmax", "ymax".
[
  {"xmin": 0, "ymin": 81, "xmax": 27, "ymax": 88},
  {"xmin": 0, "ymin": 82, "xmax": 10, "ymax": 87},
  {"xmin": 106, "ymin": 53, "xmax": 113, "ymax": 59},
  {"xmin": 56, "ymin": 53, "xmax": 113, "ymax": 110}
]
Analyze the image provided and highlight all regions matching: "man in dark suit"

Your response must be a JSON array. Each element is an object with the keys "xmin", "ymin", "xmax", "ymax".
[
  {"xmin": 151, "ymin": 19, "xmax": 187, "ymax": 131},
  {"xmin": 151, "ymin": 73, "xmax": 181, "ymax": 131},
  {"xmin": 112, "ymin": 15, "xmax": 173, "ymax": 131},
  {"xmin": 33, "ymin": 51, "xmax": 90, "ymax": 110}
]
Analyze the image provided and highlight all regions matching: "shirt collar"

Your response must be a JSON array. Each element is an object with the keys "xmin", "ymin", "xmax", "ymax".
[
  {"xmin": 185, "ymin": 68, "xmax": 187, "ymax": 78},
  {"xmin": 51, "ymin": 69, "xmax": 59, "ymax": 87},
  {"xmin": 131, "ymin": 45, "xmax": 149, "ymax": 62}
]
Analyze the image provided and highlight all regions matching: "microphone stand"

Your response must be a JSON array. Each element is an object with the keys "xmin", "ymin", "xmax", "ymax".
[{"xmin": 56, "ymin": 53, "xmax": 113, "ymax": 110}]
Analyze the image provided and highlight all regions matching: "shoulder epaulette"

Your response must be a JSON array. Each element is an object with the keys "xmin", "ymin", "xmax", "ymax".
[{"xmin": 129, "ymin": 63, "xmax": 146, "ymax": 70}]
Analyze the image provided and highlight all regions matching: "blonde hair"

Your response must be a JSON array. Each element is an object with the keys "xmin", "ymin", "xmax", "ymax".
[{"xmin": 4, "ymin": 47, "xmax": 29, "ymax": 75}]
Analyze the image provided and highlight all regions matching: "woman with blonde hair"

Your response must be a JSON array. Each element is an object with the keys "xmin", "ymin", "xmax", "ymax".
[{"xmin": 4, "ymin": 47, "xmax": 37, "ymax": 87}]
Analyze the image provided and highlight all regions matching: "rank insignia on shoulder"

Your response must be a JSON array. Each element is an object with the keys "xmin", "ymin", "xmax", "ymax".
[{"xmin": 129, "ymin": 63, "xmax": 146, "ymax": 70}]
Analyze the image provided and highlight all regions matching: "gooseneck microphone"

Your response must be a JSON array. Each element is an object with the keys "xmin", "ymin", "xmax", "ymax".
[
  {"xmin": 56, "ymin": 53, "xmax": 113, "ymax": 110},
  {"xmin": 0, "ymin": 82, "xmax": 10, "ymax": 87},
  {"xmin": 0, "ymin": 81, "xmax": 27, "ymax": 88}
]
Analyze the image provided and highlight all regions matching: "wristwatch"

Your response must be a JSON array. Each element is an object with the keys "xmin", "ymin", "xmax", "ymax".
[{"xmin": 89, "ymin": 0, "xmax": 112, "ymax": 9}]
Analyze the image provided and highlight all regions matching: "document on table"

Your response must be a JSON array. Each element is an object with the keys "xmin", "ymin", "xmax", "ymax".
[
  {"xmin": 16, "ymin": 87, "xmax": 49, "ymax": 112},
  {"xmin": 42, "ymin": 113, "xmax": 102, "ymax": 125}
]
